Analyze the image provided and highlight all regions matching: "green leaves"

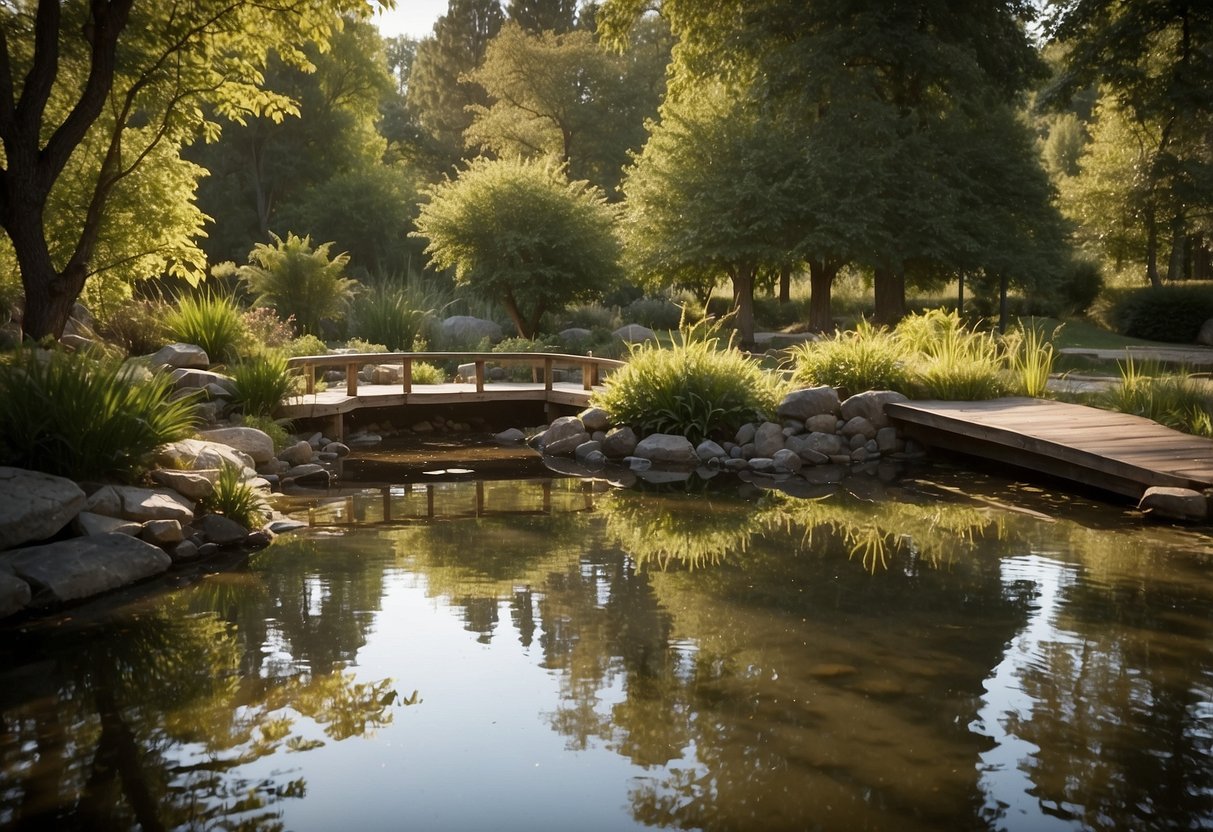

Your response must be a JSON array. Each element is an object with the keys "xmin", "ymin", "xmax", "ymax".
[{"xmin": 239, "ymin": 232, "xmax": 356, "ymax": 336}]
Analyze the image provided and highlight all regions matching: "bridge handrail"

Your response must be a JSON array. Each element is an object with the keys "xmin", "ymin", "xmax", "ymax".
[{"xmin": 286, "ymin": 351, "xmax": 626, "ymax": 396}]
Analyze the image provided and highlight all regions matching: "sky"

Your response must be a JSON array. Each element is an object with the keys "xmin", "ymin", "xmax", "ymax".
[{"xmin": 373, "ymin": 0, "xmax": 448, "ymax": 39}]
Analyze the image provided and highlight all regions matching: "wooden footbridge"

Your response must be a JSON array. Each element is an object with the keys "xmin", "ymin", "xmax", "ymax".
[
  {"xmin": 280, "ymin": 351, "xmax": 624, "ymax": 437},
  {"xmin": 886, "ymin": 397, "xmax": 1213, "ymax": 499}
]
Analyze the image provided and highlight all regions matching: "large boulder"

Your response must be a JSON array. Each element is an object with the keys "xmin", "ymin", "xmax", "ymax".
[
  {"xmin": 602, "ymin": 426, "xmax": 638, "ymax": 458},
  {"xmin": 150, "ymin": 469, "xmax": 218, "ymax": 501},
  {"xmin": 753, "ymin": 422, "xmax": 786, "ymax": 458},
  {"xmin": 0, "ymin": 467, "xmax": 87, "ymax": 552},
  {"xmin": 0, "ymin": 533, "xmax": 171, "ymax": 605},
  {"xmin": 578, "ymin": 407, "xmax": 611, "ymax": 433},
  {"xmin": 0, "ymin": 571, "xmax": 31, "ymax": 617},
  {"xmin": 279, "ymin": 440, "xmax": 314, "ymax": 467},
  {"xmin": 633, "ymin": 433, "xmax": 698, "ymax": 466},
  {"xmin": 613, "ymin": 323, "xmax": 656, "ymax": 343},
  {"xmin": 787, "ymin": 431, "xmax": 845, "ymax": 458},
  {"xmin": 169, "ymin": 367, "xmax": 237, "ymax": 393},
  {"xmin": 839, "ymin": 390, "xmax": 910, "ymax": 429},
  {"xmin": 540, "ymin": 416, "xmax": 588, "ymax": 456},
  {"xmin": 198, "ymin": 427, "xmax": 276, "ymax": 464},
  {"xmin": 155, "ymin": 438, "xmax": 255, "ymax": 472},
  {"xmin": 777, "ymin": 386, "xmax": 841, "ymax": 422},
  {"xmin": 440, "ymin": 315, "xmax": 503, "ymax": 345},
  {"xmin": 87, "ymin": 485, "xmax": 195, "ymax": 523},
  {"xmin": 148, "ymin": 342, "xmax": 210, "ymax": 369},
  {"xmin": 1199, "ymin": 318, "xmax": 1213, "ymax": 347},
  {"xmin": 73, "ymin": 511, "xmax": 141, "ymax": 537},
  {"xmin": 1138, "ymin": 487, "xmax": 1207, "ymax": 522}
]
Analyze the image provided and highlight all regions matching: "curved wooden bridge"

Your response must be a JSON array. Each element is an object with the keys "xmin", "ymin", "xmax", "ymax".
[{"xmin": 279, "ymin": 351, "xmax": 625, "ymax": 437}]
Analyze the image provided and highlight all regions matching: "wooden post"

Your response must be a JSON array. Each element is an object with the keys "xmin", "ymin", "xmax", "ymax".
[
  {"xmin": 305, "ymin": 361, "xmax": 316, "ymax": 395},
  {"xmin": 544, "ymin": 357, "xmax": 553, "ymax": 391},
  {"xmin": 475, "ymin": 360, "xmax": 485, "ymax": 393},
  {"xmin": 346, "ymin": 362, "xmax": 359, "ymax": 396},
  {"xmin": 402, "ymin": 357, "xmax": 413, "ymax": 394},
  {"xmin": 328, "ymin": 413, "xmax": 343, "ymax": 441}
]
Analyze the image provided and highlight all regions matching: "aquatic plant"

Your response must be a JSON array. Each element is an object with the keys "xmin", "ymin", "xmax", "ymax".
[
  {"xmin": 201, "ymin": 464, "xmax": 269, "ymax": 529},
  {"xmin": 0, "ymin": 348, "xmax": 198, "ymax": 481}
]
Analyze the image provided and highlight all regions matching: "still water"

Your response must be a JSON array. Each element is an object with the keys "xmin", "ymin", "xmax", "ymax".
[{"xmin": 2, "ymin": 465, "xmax": 1213, "ymax": 831}]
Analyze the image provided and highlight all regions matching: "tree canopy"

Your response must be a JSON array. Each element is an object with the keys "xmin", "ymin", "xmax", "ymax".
[{"xmin": 413, "ymin": 156, "xmax": 622, "ymax": 338}]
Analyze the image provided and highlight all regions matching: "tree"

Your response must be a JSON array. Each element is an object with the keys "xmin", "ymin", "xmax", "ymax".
[
  {"xmin": 1042, "ymin": 0, "xmax": 1213, "ymax": 286},
  {"xmin": 0, "ymin": 0, "xmax": 369, "ymax": 341},
  {"xmin": 465, "ymin": 20, "xmax": 665, "ymax": 195},
  {"xmin": 406, "ymin": 0, "xmax": 504, "ymax": 171},
  {"xmin": 412, "ymin": 156, "xmax": 621, "ymax": 338},
  {"xmin": 621, "ymin": 83, "xmax": 806, "ymax": 346},
  {"xmin": 507, "ymin": 0, "xmax": 578, "ymax": 33}
]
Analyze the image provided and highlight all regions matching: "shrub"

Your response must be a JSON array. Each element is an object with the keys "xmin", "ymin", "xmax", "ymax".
[
  {"xmin": 1099, "ymin": 356, "xmax": 1213, "ymax": 436},
  {"xmin": 200, "ymin": 464, "xmax": 269, "ymax": 529},
  {"xmin": 96, "ymin": 298, "xmax": 172, "ymax": 356},
  {"xmin": 1004, "ymin": 320, "xmax": 1059, "ymax": 398},
  {"xmin": 349, "ymin": 281, "xmax": 435, "ymax": 351},
  {"xmin": 164, "ymin": 292, "xmax": 246, "ymax": 364},
  {"xmin": 621, "ymin": 296, "xmax": 683, "ymax": 331},
  {"xmin": 1108, "ymin": 284, "xmax": 1213, "ymax": 343},
  {"xmin": 560, "ymin": 303, "xmax": 619, "ymax": 331},
  {"xmin": 789, "ymin": 321, "xmax": 911, "ymax": 397},
  {"xmin": 230, "ymin": 351, "xmax": 294, "ymax": 418},
  {"xmin": 411, "ymin": 361, "xmax": 445, "ymax": 384},
  {"xmin": 1057, "ymin": 259, "xmax": 1104, "ymax": 316},
  {"xmin": 239, "ymin": 232, "xmax": 357, "ymax": 336},
  {"xmin": 897, "ymin": 309, "xmax": 1006, "ymax": 400},
  {"xmin": 283, "ymin": 334, "xmax": 329, "ymax": 358},
  {"xmin": 343, "ymin": 338, "xmax": 388, "ymax": 354},
  {"xmin": 0, "ymin": 349, "xmax": 198, "ymax": 481},
  {"xmin": 594, "ymin": 317, "xmax": 784, "ymax": 443},
  {"xmin": 242, "ymin": 307, "xmax": 296, "ymax": 351}
]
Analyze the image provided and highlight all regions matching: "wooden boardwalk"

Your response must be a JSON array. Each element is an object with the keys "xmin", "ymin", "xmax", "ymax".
[
  {"xmin": 886, "ymin": 397, "xmax": 1213, "ymax": 499},
  {"xmin": 279, "ymin": 380, "xmax": 598, "ymax": 422}
]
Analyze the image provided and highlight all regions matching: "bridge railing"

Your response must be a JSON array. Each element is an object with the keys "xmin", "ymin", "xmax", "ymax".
[{"xmin": 286, "ymin": 351, "xmax": 626, "ymax": 397}]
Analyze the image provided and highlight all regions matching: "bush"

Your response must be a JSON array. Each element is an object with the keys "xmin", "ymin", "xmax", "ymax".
[
  {"xmin": 560, "ymin": 303, "xmax": 619, "ymax": 331},
  {"xmin": 411, "ymin": 361, "xmax": 445, "ymax": 384},
  {"xmin": 96, "ymin": 298, "xmax": 172, "ymax": 356},
  {"xmin": 343, "ymin": 338, "xmax": 388, "ymax": 354},
  {"xmin": 621, "ymin": 296, "xmax": 683, "ymax": 331},
  {"xmin": 164, "ymin": 292, "xmax": 246, "ymax": 364},
  {"xmin": 896, "ymin": 309, "xmax": 1006, "ymax": 400},
  {"xmin": 1057, "ymin": 259, "xmax": 1104, "ymax": 316},
  {"xmin": 789, "ymin": 321, "xmax": 911, "ymax": 397},
  {"xmin": 230, "ymin": 351, "xmax": 294, "ymax": 418},
  {"xmin": 348, "ymin": 281, "xmax": 436, "ymax": 351},
  {"xmin": 239, "ymin": 232, "xmax": 357, "ymax": 336},
  {"xmin": 200, "ymin": 464, "xmax": 269, "ymax": 529},
  {"xmin": 0, "ymin": 349, "xmax": 198, "ymax": 481},
  {"xmin": 284, "ymin": 334, "xmax": 329, "ymax": 358},
  {"xmin": 1099, "ymin": 356, "xmax": 1213, "ymax": 436},
  {"xmin": 594, "ymin": 317, "xmax": 784, "ymax": 443},
  {"xmin": 1108, "ymin": 284, "xmax": 1213, "ymax": 343},
  {"xmin": 242, "ymin": 307, "xmax": 296, "ymax": 351}
]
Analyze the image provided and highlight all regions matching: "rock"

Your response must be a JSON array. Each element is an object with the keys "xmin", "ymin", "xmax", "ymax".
[
  {"xmin": 1138, "ymin": 487, "xmax": 1207, "ymax": 521},
  {"xmin": 327, "ymin": 442, "xmax": 351, "ymax": 457},
  {"xmin": 602, "ymin": 426, "xmax": 638, "ymax": 458},
  {"xmin": 559, "ymin": 327, "xmax": 592, "ymax": 343},
  {"xmin": 60, "ymin": 333, "xmax": 94, "ymax": 352},
  {"xmin": 141, "ymin": 519, "xmax": 184, "ymax": 547},
  {"xmin": 494, "ymin": 428, "xmax": 526, "ymax": 444},
  {"xmin": 772, "ymin": 448, "xmax": 804, "ymax": 473},
  {"xmin": 806, "ymin": 413, "xmax": 838, "ymax": 433},
  {"xmin": 777, "ymin": 386, "xmax": 841, "ymax": 421},
  {"xmin": 267, "ymin": 519, "xmax": 308, "ymax": 535},
  {"xmin": 578, "ymin": 407, "xmax": 611, "ymax": 432},
  {"xmin": 283, "ymin": 464, "xmax": 330, "ymax": 487},
  {"xmin": 198, "ymin": 427, "xmax": 276, "ymax": 465},
  {"xmin": 724, "ymin": 458, "xmax": 749, "ymax": 471},
  {"xmin": 748, "ymin": 457, "xmax": 777, "ymax": 473},
  {"xmin": 613, "ymin": 323, "xmax": 657, "ymax": 342},
  {"xmin": 170, "ymin": 540, "xmax": 200, "ymax": 563},
  {"xmin": 876, "ymin": 427, "xmax": 900, "ymax": 454},
  {"xmin": 574, "ymin": 440, "xmax": 604, "ymax": 463},
  {"xmin": 840, "ymin": 416, "xmax": 877, "ymax": 440},
  {"xmin": 0, "ymin": 572, "xmax": 31, "ymax": 617},
  {"xmin": 582, "ymin": 450, "xmax": 607, "ymax": 467},
  {"xmin": 754, "ymin": 422, "xmax": 786, "ymax": 458},
  {"xmin": 307, "ymin": 432, "xmax": 325, "ymax": 448},
  {"xmin": 624, "ymin": 456, "xmax": 652, "ymax": 472},
  {"xmin": 851, "ymin": 447, "xmax": 869, "ymax": 463},
  {"xmin": 440, "ymin": 315, "xmax": 503, "ymax": 345},
  {"xmin": 633, "ymin": 433, "xmax": 697, "ymax": 466},
  {"xmin": 148, "ymin": 342, "xmax": 210, "ymax": 369},
  {"xmin": 0, "ymin": 467, "xmax": 87, "ymax": 552},
  {"xmin": 0, "ymin": 533, "xmax": 170, "ymax": 605},
  {"xmin": 411, "ymin": 421, "xmax": 435, "ymax": 433},
  {"xmin": 791, "ymin": 431, "xmax": 845, "ymax": 458},
  {"xmin": 696, "ymin": 440, "xmax": 727, "ymax": 462},
  {"xmin": 735, "ymin": 423, "xmax": 758, "ymax": 445},
  {"xmin": 1199, "ymin": 318, "xmax": 1213, "ymax": 347},
  {"xmin": 840, "ymin": 390, "xmax": 910, "ymax": 429},
  {"xmin": 112, "ymin": 486, "xmax": 196, "ymax": 523},
  {"xmin": 150, "ymin": 469, "xmax": 217, "ymax": 501},
  {"xmin": 73, "ymin": 511, "xmax": 141, "ymax": 537},
  {"xmin": 346, "ymin": 432, "xmax": 382, "ymax": 447},
  {"xmin": 197, "ymin": 542, "xmax": 220, "ymax": 558},
  {"xmin": 541, "ymin": 416, "xmax": 588, "ymax": 456},
  {"xmin": 170, "ymin": 367, "xmax": 237, "ymax": 393},
  {"xmin": 257, "ymin": 459, "xmax": 290, "ymax": 477},
  {"xmin": 155, "ymin": 438, "xmax": 254, "ymax": 473},
  {"xmin": 279, "ymin": 439, "xmax": 314, "ymax": 466},
  {"xmin": 197, "ymin": 513, "xmax": 249, "ymax": 545}
]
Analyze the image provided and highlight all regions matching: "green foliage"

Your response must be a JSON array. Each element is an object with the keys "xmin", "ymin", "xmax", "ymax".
[
  {"xmin": 234, "ymin": 414, "xmax": 292, "ymax": 453},
  {"xmin": 284, "ymin": 334, "xmax": 330, "ymax": 358},
  {"xmin": 1108, "ymin": 285, "xmax": 1213, "ymax": 343},
  {"xmin": 164, "ymin": 292, "xmax": 247, "ymax": 364},
  {"xmin": 789, "ymin": 321, "xmax": 911, "ymax": 398},
  {"xmin": 594, "ymin": 317, "xmax": 784, "ymax": 443},
  {"xmin": 621, "ymin": 296, "xmax": 683, "ymax": 331},
  {"xmin": 410, "ymin": 362, "xmax": 445, "ymax": 385},
  {"xmin": 242, "ymin": 307, "xmax": 297, "ymax": 351},
  {"xmin": 560, "ymin": 303, "xmax": 619, "ymax": 332},
  {"xmin": 413, "ymin": 156, "xmax": 622, "ymax": 339},
  {"xmin": 493, "ymin": 336, "xmax": 561, "ymax": 354},
  {"xmin": 239, "ymin": 233, "xmax": 357, "ymax": 337},
  {"xmin": 342, "ymin": 338, "xmax": 388, "ymax": 354},
  {"xmin": 897, "ymin": 309, "xmax": 1007, "ymax": 400},
  {"xmin": 201, "ymin": 464, "xmax": 269, "ymax": 529},
  {"xmin": 1099, "ymin": 356, "xmax": 1213, "ymax": 437},
  {"xmin": 230, "ymin": 351, "xmax": 294, "ymax": 418},
  {"xmin": 1056, "ymin": 259, "xmax": 1105, "ymax": 316},
  {"xmin": 0, "ymin": 349, "xmax": 197, "ymax": 481},
  {"xmin": 348, "ymin": 282, "xmax": 435, "ymax": 351},
  {"xmin": 96, "ymin": 299, "xmax": 173, "ymax": 357},
  {"xmin": 1004, "ymin": 321, "xmax": 1060, "ymax": 399}
]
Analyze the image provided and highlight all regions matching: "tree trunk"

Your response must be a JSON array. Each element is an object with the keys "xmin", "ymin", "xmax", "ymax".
[
  {"xmin": 731, "ymin": 265, "xmax": 756, "ymax": 348},
  {"xmin": 1145, "ymin": 211, "xmax": 1162, "ymax": 287},
  {"xmin": 808, "ymin": 258, "xmax": 838, "ymax": 332},
  {"xmin": 6, "ymin": 201, "xmax": 85, "ymax": 340},
  {"xmin": 778, "ymin": 263, "xmax": 792, "ymax": 304},
  {"xmin": 873, "ymin": 263, "xmax": 905, "ymax": 326},
  {"xmin": 501, "ymin": 291, "xmax": 532, "ymax": 339},
  {"xmin": 957, "ymin": 273, "xmax": 965, "ymax": 316},
  {"xmin": 1166, "ymin": 216, "xmax": 1186, "ymax": 282}
]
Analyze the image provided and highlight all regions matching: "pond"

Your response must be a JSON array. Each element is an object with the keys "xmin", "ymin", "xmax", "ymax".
[{"xmin": 2, "ymin": 457, "xmax": 1212, "ymax": 831}]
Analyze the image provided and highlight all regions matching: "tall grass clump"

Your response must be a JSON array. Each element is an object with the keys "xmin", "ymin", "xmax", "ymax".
[
  {"xmin": 200, "ymin": 464, "xmax": 269, "ymax": 529},
  {"xmin": 1003, "ymin": 320, "xmax": 1059, "ymax": 398},
  {"xmin": 349, "ymin": 279, "xmax": 437, "ymax": 351},
  {"xmin": 0, "ymin": 349, "xmax": 198, "ymax": 481},
  {"xmin": 789, "ymin": 320, "xmax": 911, "ymax": 397},
  {"xmin": 898, "ymin": 309, "xmax": 1006, "ymax": 400},
  {"xmin": 164, "ymin": 292, "xmax": 246, "ymax": 363},
  {"xmin": 594, "ymin": 316, "xmax": 784, "ymax": 443},
  {"xmin": 230, "ymin": 350, "xmax": 295, "ymax": 418},
  {"xmin": 1099, "ymin": 355, "xmax": 1213, "ymax": 437}
]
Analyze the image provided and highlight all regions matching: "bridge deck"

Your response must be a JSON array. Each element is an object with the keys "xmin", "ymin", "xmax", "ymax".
[{"xmin": 886, "ymin": 397, "xmax": 1213, "ymax": 499}]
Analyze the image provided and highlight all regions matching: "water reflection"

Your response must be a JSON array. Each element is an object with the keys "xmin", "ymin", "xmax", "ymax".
[{"xmin": 2, "ymin": 474, "xmax": 1212, "ymax": 831}]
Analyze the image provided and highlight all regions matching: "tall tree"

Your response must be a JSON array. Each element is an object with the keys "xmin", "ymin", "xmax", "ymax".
[
  {"xmin": 413, "ymin": 156, "xmax": 621, "ymax": 338},
  {"xmin": 406, "ymin": 0, "xmax": 504, "ymax": 171},
  {"xmin": 1042, "ymin": 0, "xmax": 1213, "ymax": 286},
  {"xmin": 0, "ymin": 0, "xmax": 370, "ymax": 341},
  {"xmin": 508, "ymin": 0, "xmax": 578, "ymax": 33}
]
